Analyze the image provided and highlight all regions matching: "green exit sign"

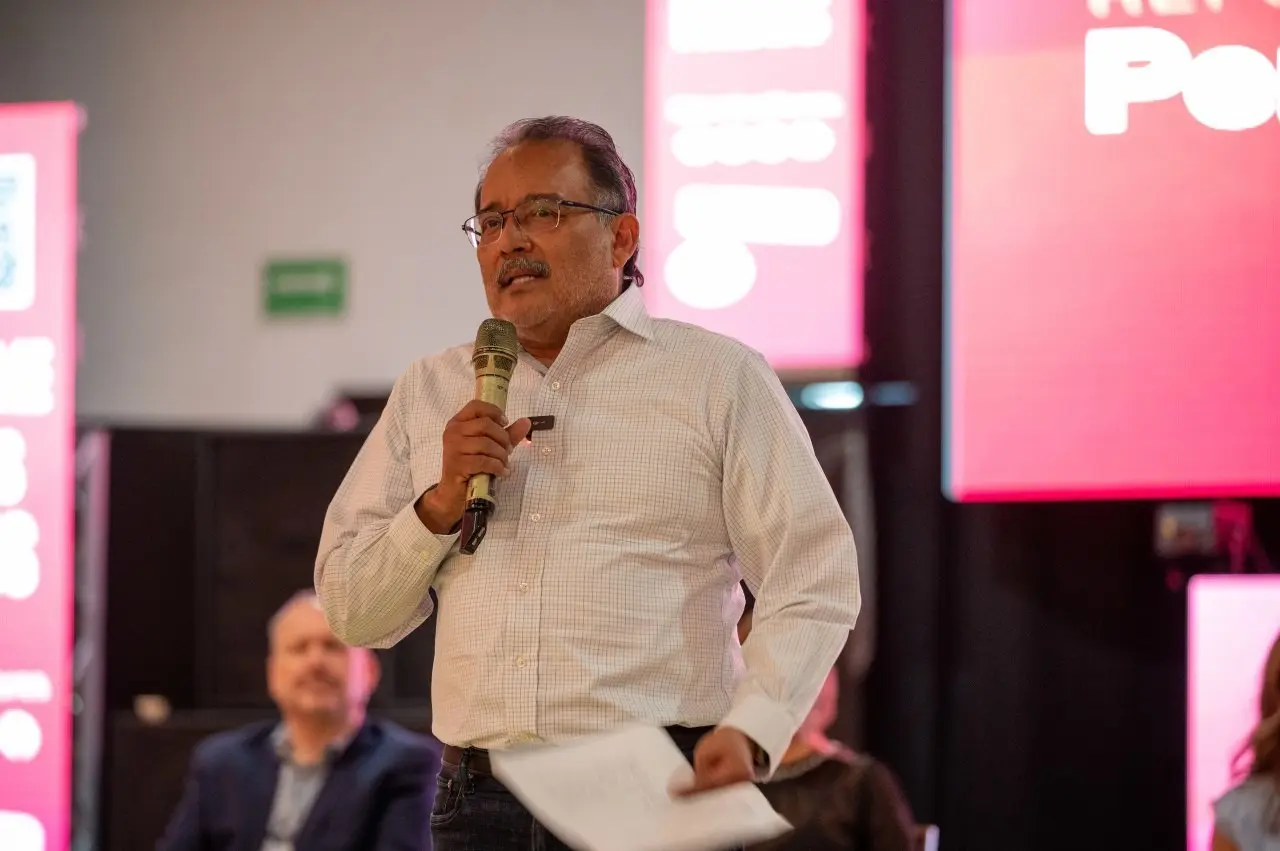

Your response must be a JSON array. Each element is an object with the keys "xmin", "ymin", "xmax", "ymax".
[{"xmin": 263, "ymin": 258, "xmax": 347, "ymax": 317}]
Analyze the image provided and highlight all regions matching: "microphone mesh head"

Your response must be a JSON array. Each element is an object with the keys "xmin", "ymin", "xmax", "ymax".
[
  {"xmin": 474, "ymin": 318, "xmax": 519, "ymax": 358},
  {"xmin": 473, "ymin": 318, "xmax": 519, "ymax": 380}
]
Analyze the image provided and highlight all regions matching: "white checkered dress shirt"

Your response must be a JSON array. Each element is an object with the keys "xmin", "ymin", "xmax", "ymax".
[{"xmin": 315, "ymin": 285, "xmax": 860, "ymax": 770}]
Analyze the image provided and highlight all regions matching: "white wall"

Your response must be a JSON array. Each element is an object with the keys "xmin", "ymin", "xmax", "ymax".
[{"xmin": 0, "ymin": 0, "xmax": 645, "ymax": 426}]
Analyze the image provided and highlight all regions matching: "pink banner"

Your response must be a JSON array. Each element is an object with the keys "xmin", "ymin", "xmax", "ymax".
[
  {"xmin": 1187, "ymin": 574, "xmax": 1280, "ymax": 851},
  {"xmin": 945, "ymin": 0, "xmax": 1280, "ymax": 500},
  {"xmin": 0, "ymin": 102, "xmax": 78, "ymax": 851},
  {"xmin": 643, "ymin": 0, "xmax": 865, "ymax": 371}
]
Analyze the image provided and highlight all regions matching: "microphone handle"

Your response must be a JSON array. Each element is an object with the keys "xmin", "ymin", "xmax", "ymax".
[
  {"xmin": 464, "ymin": 371, "xmax": 511, "ymax": 510},
  {"xmin": 459, "ymin": 370, "xmax": 510, "ymax": 554}
]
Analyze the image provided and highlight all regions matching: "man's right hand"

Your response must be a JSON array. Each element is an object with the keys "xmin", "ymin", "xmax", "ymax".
[{"xmin": 415, "ymin": 400, "xmax": 532, "ymax": 534}]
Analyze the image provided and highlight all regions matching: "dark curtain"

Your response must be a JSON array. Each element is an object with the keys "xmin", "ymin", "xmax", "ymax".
[{"xmin": 861, "ymin": 1, "xmax": 1189, "ymax": 848}]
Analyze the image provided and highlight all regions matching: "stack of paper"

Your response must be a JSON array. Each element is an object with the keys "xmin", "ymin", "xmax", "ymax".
[{"xmin": 491, "ymin": 725, "xmax": 792, "ymax": 851}]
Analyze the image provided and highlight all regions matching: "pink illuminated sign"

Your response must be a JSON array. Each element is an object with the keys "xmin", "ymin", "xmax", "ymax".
[
  {"xmin": 0, "ymin": 102, "xmax": 79, "ymax": 851},
  {"xmin": 945, "ymin": 0, "xmax": 1280, "ymax": 500},
  {"xmin": 643, "ymin": 0, "xmax": 865, "ymax": 371},
  {"xmin": 1187, "ymin": 574, "xmax": 1280, "ymax": 851}
]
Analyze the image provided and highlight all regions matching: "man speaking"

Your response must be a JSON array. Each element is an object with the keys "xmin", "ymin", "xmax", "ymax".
[{"xmin": 315, "ymin": 116, "xmax": 860, "ymax": 849}]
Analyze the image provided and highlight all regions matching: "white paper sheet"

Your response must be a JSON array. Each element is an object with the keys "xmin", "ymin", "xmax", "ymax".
[{"xmin": 489, "ymin": 725, "xmax": 792, "ymax": 851}]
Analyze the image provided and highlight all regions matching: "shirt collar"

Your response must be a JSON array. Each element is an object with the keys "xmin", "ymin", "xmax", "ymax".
[
  {"xmin": 513, "ymin": 283, "xmax": 656, "ymax": 371},
  {"xmin": 600, "ymin": 283, "xmax": 655, "ymax": 341},
  {"xmin": 271, "ymin": 722, "xmax": 356, "ymax": 764}
]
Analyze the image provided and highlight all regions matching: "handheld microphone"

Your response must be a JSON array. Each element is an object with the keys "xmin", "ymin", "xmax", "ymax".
[{"xmin": 458, "ymin": 317, "xmax": 519, "ymax": 555}]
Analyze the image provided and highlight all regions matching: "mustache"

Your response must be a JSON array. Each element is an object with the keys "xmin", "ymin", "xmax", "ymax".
[{"xmin": 498, "ymin": 258, "xmax": 550, "ymax": 285}]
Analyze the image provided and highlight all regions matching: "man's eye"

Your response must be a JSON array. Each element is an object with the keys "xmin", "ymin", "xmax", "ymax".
[{"xmin": 479, "ymin": 216, "xmax": 504, "ymax": 232}]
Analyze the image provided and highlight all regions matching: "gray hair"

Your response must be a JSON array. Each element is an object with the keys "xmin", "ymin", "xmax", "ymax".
[
  {"xmin": 266, "ymin": 590, "xmax": 322, "ymax": 647},
  {"xmin": 475, "ymin": 116, "xmax": 644, "ymax": 288}
]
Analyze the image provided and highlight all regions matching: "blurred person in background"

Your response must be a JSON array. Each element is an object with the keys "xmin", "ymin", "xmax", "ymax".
[
  {"xmin": 739, "ymin": 595, "xmax": 918, "ymax": 851},
  {"xmin": 1213, "ymin": 630, "xmax": 1280, "ymax": 851},
  {"xmin": 157, "ymin": 591, "xmax": 436, "ymax": 851},
  {"xmin": 315, "ymin": 115, "xmax": 860, "ymax": 850}
]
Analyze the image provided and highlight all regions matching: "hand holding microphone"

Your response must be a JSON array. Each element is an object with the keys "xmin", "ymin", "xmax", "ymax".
[
  {"xmin": 417, "ymin": 401, "xmax": 530, "ymax": 531},
  {"xmin": 415, "ymin": 319, "xmax": 529, "ymax": 550}
]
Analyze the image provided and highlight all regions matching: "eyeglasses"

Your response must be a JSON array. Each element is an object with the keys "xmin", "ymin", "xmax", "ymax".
[{"xmin": 462, "ymin": 197, "xmax": 623, "ymax": 248}]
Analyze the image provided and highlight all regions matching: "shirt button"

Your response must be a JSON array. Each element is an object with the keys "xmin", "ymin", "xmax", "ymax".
[
  {"xmin": 541, "ymin": 446, "xmax": 552, "ymax": 456},
  {"xmin": 518, "ymin": 582, "xmax": 529, "ymax": 593},
  {"xmin": 516, "ymin": 657, "xmax": 527, "ymax": 668},
  {"xmin": 550, "ymin": 380, "xmax": 561, "ymax": 390},
  {"xmin": 530, "ymin": 512, "xmax": 542, "ymax": 522}
]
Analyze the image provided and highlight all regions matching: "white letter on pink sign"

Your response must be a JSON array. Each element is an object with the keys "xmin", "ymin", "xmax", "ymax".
[{"xmin": 1086, "ymin": 27, "xmax": 1280, "ymax": 134}]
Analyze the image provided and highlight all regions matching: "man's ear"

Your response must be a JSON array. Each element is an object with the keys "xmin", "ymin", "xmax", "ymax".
[{"xmin": 612, "ymin": 212, "xmax": 640, "ymax": 271}]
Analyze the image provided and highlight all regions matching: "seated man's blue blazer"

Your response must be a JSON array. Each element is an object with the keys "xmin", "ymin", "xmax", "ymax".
[{"xmin": 157, "ymin": 717, "xmax": 438, "ymax": 851}]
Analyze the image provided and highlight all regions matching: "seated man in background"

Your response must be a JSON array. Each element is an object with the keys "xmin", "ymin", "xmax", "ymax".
[
  {"xmin": 740, "ymin": 595, "xmax": 919, "ymax": 851},
  {"xmin": 158, "ymin": 591, "xmax": 437, "ymax": 851}
]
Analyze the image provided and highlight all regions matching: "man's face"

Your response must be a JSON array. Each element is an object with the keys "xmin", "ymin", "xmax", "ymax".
[
  {"xmin": 475, "ymin": 140, "xmax": 633, "ymax": 338},
  {"xmin": 266, "ymin": 601, "xmax": 373, "ymax": 721}
]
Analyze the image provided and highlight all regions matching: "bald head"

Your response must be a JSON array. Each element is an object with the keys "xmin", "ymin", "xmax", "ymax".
[{"xmin": 267, "ymin": 590, "xmax": 323, "ymax": 651}]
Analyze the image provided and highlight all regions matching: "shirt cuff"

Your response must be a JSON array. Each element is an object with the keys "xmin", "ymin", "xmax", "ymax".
[
  {"xmin": 719, "ymin": 694, "xmax": 798, "ymax": 779},
  {"xmin": 386, "ymin": 496, "xmax": 459, "ymax": 565}
]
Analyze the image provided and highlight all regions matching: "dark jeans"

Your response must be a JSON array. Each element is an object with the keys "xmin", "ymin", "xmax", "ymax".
[
  {"xmin": 430, "ymin": 733, "xmax": 743, "ymax": 851},
  {"xmin": 430, "ymin": 753, "xmax": 572, "ymax": 850}
]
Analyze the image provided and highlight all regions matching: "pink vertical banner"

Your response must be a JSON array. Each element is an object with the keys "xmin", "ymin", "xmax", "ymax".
[
  {"xmin": 0, "ymin": 102, "xmax": 79, "ymax": 851},
  {"xmin": 643, "ymin": 0, "xmax": 866, "ymax": 372},
  {"xmin": 1187, "ymin": 574, "xmax": 1280, "ymax": 851}
]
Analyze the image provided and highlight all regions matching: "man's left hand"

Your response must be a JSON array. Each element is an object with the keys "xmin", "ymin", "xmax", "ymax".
[{"xmin": 677, "ymin": 727, "xmax": 757, "ymax": 796}]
